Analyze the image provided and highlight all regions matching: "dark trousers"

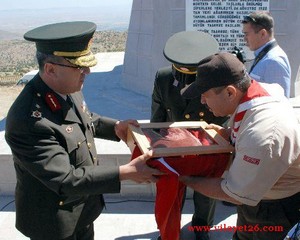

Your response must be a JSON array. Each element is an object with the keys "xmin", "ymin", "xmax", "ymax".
[
  {"xmin": 192, "ymin": 191, "xmax": 216, "ymax": 227},
  {"xmin": 181, "ymin": 188, "xmax": 216, "ymax": 227},
  {"xmin": 31, "ymin": 224, "xmax": 94, "ymax": 240},
  {"xmin": 233, "ymin": 192, "xmax": 300, "ymax": 240}
]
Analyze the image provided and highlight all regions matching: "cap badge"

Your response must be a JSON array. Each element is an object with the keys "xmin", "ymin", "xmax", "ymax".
[{"xmin": 45, "ymin": 93, "xmax": 61, "ymax": 112}]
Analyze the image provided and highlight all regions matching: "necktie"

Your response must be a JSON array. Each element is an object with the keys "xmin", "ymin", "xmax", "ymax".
[
  {"xmin": 66, "ymin": 95, "xmax": 75, "ymax": 111},
  {"xmin": 67, "ymin": 95, "xmax": 84, "ymax": 128}
]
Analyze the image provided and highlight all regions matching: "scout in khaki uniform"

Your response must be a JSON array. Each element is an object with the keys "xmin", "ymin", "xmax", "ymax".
[
  {"xmin": 151, "ymin": 31, "xmax": 228, "ymax": 240},
  {"xmin": 5, "ymin": 21, "xmax": 161, "ymax": 240},
  {"xmin": 181, "ymin": 52, "xmax": 300, "ymax": 240}
]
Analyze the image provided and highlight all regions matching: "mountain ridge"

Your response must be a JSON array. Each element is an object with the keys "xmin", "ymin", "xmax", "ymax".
[
  {"xmin": 0, "ymin": 31, "xmax": 128, "ymax": 83},
  {"xmin": 0, "ymin": 30, "xmax": 22, "ymax": 40}
]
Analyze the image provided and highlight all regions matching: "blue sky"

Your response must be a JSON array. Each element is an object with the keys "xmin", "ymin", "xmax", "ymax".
[
  {"xmin": 0, "ymin": 0, "xmax": 133, "ymax": 10},
  {"xmin": 0, "ymin": 0, "xmax": 133, "ymax": 34}
]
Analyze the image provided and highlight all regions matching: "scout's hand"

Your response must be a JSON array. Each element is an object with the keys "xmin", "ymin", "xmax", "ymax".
[
  {"xmin": 114, "ymin": 119, "xmax": 139, "ymax": 142},
  {"xmin": 119, "ymin": 150, "xmax": 163, "ymax": 183},
  {"xmin": 206, "ymin": 123, "xmax": 231, "ymax": 141}
]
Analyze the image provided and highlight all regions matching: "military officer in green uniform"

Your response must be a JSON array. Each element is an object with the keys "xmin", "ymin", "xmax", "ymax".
[
  {"xmin": 151, "ymin": 31, "xmax": 228, "ymax": 240},
  {"xmin": 5, "ymin": 21, "xmax": 161, "ymax": 240}
]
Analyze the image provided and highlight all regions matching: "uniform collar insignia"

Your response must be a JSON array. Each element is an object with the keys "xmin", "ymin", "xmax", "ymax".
[{"xmin": 45, "ymin": 92, "xmax": 61, "ymax": 112}]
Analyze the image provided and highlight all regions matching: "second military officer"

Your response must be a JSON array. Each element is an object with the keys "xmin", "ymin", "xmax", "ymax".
[{"xmin": 151, "ymin": 31, "xmax": 229, "ymax": 240}]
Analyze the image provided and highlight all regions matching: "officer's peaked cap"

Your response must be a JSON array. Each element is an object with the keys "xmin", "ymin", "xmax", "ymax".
[
  {"xmin": 24, "ymin": 21, "xmax": 97, "ymax": 67},
  {"xmin": 163, "ymin": 31, "xmax": 219, "ymax": 67}
]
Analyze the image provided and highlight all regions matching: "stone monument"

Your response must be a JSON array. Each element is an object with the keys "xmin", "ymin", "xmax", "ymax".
[{"xmin": 122, "ymin": 0, "xmax": 300, "ymax": 97}]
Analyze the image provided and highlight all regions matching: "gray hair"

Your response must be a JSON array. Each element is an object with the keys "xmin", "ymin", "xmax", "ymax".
[{"xmin": 36, "ymin": 52, "xmax": 64, "ymax": 72}]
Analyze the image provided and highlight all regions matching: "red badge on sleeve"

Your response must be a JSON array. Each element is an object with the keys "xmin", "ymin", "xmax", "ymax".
[{"xmin": 243, "ymin": 155, "xmax": 260, "ymax": 165}]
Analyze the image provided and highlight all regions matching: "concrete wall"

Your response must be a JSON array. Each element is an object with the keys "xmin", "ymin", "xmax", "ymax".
[
  {"xmin": 122, "ymin": 0, "xmax": 300, "ymax": 97},
  {"xmin": 272, "ymin": 1, "xmax": 300, "ymax": 97},
  {"xmin": 122, "ymin": 0, "xmax": 186, "ymax": 96}
]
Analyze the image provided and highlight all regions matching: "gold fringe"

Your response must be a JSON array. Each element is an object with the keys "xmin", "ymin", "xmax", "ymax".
[
  {"xmin": 65, "ymin": 53, "xmax": 97, "ymax": 67},
  {"xmin": 53, "ymin": 48, "xmax": 91, "ymax": 58},
  {"xmin": 53, "ymin": 40, "xmax": 93, "ymax": 58}
]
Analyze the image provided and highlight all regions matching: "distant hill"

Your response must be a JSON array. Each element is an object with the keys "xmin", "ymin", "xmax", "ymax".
[
  {"xmin": 0, "ymin": 30, "xmax": 22, "ymax": 40},
  {"xmin": 0, "ymin": 5, "xmax": 130, "ymax": 84},
  {"xmin": 0, "ymin": 31, "xmax": 127, "ymax": 84}
]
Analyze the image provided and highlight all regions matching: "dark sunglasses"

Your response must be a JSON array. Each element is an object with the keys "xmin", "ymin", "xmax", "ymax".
[
  {"xmin": 49, "ymin": 62, "xmax": 85, "ymax": 73},
  {"xmin": 243, "ymin": 16, "xmax": 270, "ymax": 30}
]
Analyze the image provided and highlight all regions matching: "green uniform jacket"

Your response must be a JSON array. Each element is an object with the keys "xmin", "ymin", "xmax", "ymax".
[
  {"xmin": 151, "ymin": 66, "xmax": 228, "ymax": 124},
  {"xmin": 5, "ymin": 75, "xmax": 121, "ymax": 239}
]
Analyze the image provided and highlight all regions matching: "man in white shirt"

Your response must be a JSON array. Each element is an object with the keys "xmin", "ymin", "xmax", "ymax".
[{"xmin": 242, "ymin": 11, "xmax": 291, "ymax": 97}]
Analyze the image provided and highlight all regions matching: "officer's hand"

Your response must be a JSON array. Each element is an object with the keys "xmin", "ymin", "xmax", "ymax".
[
  {"xmin": 114, "ymin": 119, "xmax": 139, "ymax": 142},
  {"xmin": 119, "ymin": 150, "xmax": 163, "ymax": 183}
]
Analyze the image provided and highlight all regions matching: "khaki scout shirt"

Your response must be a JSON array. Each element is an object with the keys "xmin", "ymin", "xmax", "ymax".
[{"xmin": 221, "ymin": 85, "xmax": 300, "ymax": 206}]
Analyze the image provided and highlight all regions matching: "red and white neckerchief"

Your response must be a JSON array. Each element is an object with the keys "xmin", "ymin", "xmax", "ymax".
[{"xmin": 230, "ymin": 80, "xmax": 277, "ymax": 145}]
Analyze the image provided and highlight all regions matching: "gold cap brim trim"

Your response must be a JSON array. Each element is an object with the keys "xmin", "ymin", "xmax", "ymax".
[
  {"xmin": 65, "ymin": 53, "xmax": 97, "ymax": 67},
  {"xmin": 173, "ymin": 64, "xmax": 197, "ymax": 75}
]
